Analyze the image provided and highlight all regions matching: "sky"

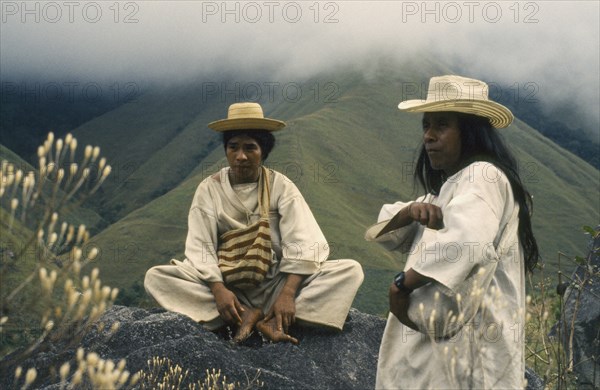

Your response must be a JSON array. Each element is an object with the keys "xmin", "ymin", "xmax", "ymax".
[{"xmin": 1, "ymin": 1, "xmax": 599, "ymax": 135}]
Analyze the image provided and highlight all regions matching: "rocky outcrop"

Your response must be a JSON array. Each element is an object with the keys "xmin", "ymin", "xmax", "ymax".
[
  {"xmin": 80, "ymin": 306, "xmax": 384, "ymax": 389},
  {"xmin": 2, "ymin": 304, "xmax": 546, "ymax": 389},
  {"xmin": 3, "ymin": 306, "xmax": 382, "ymax": 389},
  {"xmin": 560, "ymin": 228, "xmax": 600, "ymax": 389}
]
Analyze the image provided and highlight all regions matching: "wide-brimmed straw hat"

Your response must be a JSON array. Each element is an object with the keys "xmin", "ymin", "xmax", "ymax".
[
  {"xmin": 207, "ymin": 102, "xmax": 286, "ymax": 132},
  {"xmin": 398, "ymin": 75, "xmax": 514, "ymax": 128}
]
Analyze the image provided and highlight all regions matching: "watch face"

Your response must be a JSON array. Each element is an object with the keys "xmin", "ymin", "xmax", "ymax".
[
  {"xmin": 394, "ymin": 272, "xmax": 405, "ymax": 287},
  {"xmin": 394, "ymin": 272, "xmax": 412, "ymax": 293}
]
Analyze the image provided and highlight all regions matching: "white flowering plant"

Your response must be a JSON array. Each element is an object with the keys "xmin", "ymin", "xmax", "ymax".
[{"xmin": 0, "ymin": 132, "xmax": 127, "ymax": 388}]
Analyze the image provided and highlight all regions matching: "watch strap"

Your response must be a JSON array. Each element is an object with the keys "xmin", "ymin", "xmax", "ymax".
[{"xmin": 394, "ymin": 271, "xmax": 413, "ymax": 294}]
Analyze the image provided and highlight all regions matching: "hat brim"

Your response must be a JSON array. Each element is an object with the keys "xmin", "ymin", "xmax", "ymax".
[
  {"xmin": 398, "ymin": 99, "xmax": 514, "ymax": 129},
  {"xmin": 207, "ymin": 118, "xmax": 286, "ymax": 132}
]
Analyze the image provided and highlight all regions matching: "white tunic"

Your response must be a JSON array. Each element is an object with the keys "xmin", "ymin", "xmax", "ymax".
[
  {"xmin": 145, "ymin": 167, "xmax": 363, "ymax": 330},
  {"xmin": 185, "ymin": 167, "xmax": 330, "ymax": 281},
  {"xmin": 366, "ymin": 162, "xmax": 526, "ymax": 390}
]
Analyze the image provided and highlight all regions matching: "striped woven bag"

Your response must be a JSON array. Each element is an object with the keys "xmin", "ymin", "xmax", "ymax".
[{"xmin": 217, "ymin": 167, "xmax": 273, "ymax": 289}]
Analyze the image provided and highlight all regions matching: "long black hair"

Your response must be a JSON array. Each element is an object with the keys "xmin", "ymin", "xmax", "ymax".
[
  {"xmin": 222, "ymin": 130, "xmax": 276, "ymax": 161},
  {"xmin": 414, "ymin": 112, "xmax": 539, "ymax": 273}
]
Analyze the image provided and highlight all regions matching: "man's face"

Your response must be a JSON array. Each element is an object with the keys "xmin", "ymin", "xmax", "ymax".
[{"xmin": 226, "ymin": 135, "xmax": 262, "ymax": 184}]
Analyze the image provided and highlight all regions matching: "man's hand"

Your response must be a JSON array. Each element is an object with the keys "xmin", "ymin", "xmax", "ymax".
[
  {"xmin": 389, "ymin": 282, "xmax": 418, "ymax": 330},
  {"xmin": 265, "ymin": 288, "xmax": 296, "ymax": 333},
  {"xmin": 264, "ymin": 273, "xmax": 304, "ymax": 333},
  {"xmin": 408, "ymin": 202, "xmax": 444, "ymax": 230},
  {"xmin": 210, "ymin": 282, "xmax": 244, "ymax": 325},
  {"xmin": 376, "ymin": 202, "xmax": 444, "ymax": 238}
]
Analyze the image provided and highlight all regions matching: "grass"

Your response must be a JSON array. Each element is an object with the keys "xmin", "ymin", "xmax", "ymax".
[{"xmin": 524, "ymin": 233, "xmax": 599, "ymax": 389}]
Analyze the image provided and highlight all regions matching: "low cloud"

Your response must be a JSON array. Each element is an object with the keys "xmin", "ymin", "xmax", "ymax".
[{"xmin": 1, "ymin": 1, "xmax": 598, "ymax": 134}]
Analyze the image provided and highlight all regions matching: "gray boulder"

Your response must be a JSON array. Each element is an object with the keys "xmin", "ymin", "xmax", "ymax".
[
  {"xmin": 3, "ymin": 306, "xmax": 544, "ymax": 389},
  {"xmin": 560, "ymin": 228, "xmax": 600, "ymax": 389},
  {"xmin": 80, "ymin": 306, "xmax": 383, "ymax": 389}
]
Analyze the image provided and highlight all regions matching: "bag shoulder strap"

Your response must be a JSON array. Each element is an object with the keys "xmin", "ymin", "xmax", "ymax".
[{"xmin": 258, "ymin": 167, "xmax": 271, "ymax": 218}]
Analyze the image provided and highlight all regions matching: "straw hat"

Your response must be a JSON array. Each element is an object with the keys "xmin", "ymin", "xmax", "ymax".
[
  {"xmin": 398, "ymin": 75, "xmax": 514, "ymax": 128},
  {"xmin": 207, "ymin": 102, "xmax": 286, "ymax": 132}
]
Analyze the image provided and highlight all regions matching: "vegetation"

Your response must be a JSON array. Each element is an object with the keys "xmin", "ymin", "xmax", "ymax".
[
  {"xmin": 0, "ymin": 133, "xmax": 265, "ymax": 389},
  {"xmin": 136, "ymin": 357, "xmax": 263, "ymax": 390},
  {"xmin": 0, "ymin": 133, "xmax": 134, "ymax": 387},
  {"xmin": 525, "ymin": 227, "xmax": 600, "ymax": 389}
]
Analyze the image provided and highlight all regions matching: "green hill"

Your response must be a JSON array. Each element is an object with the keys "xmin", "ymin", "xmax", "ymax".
[
  {"xmin": 52, "ymin": 61, "xmax": 598, "ymax": 316},
  {"xmin": 68, "ymin": 85, "xmax": 226, "ymax": 221},
  {"xmin": 2, "ymin": 60, "xmax": 595, "ymax": 315},
  {"xmin": 0, "ymin": 144, "xmax": 107, "ymax": 234}
]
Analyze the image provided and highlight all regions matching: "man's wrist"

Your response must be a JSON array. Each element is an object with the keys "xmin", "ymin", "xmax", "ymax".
[
  {"xmin": 394, "ymin": 271, "xmax": 413, "ymax": 295},
  {"xmin": 282, "ymin": 273, "xmax": 304, "ymax": 294},
  {"xmin": 208, "ymin": 281, "xmax": 226, "ymax": 294}
]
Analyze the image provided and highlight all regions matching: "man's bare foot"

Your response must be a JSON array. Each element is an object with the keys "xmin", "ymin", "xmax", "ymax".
[
  {"xmin": 256, "ymin": 317, "xmax": 299, "ymax": 345},
  {"xmin": 232, "ymin": 306, "xmax": 263, "ymax": 343}
]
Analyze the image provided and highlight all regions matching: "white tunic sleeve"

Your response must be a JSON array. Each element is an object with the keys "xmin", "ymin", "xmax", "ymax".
[
  {"xmin": 364, "ymin": 196, "xmax": 428, "ymax": 252},
  {"xmin": 409, "ymin": 164, "xmax": 510, "ymax": 294},
  {"xmin": 405, "ymin": 163, "xmax": 514, "ymax": 336},
  {"xmin": 184, "ymin": 179, "xmax": 223, "ymax": 283},
  {"xmin": 274, "ymin": 175, "xmax": 329, "ymax": 275}
]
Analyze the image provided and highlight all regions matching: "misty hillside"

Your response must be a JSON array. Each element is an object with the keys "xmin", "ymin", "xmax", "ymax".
[
  {"xmin": 6, "ymin": 61, "xmax": 585, "ymax": 315},
  {"xmin": 2, "ymin": 60, "xmax": 598, "ymax": 314},
  {"xmin": 66, "ymin": 85, "xmax": 225, "ymax": 222}
]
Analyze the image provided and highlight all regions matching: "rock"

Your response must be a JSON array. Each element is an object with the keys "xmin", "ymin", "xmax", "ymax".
[
  {"xmin": 3, "ymin": 304, "xmax": 547, "ymax": 389},
  {"xmin": 81, "ymin": 306, "xmax": 384, "ymax": 389},
  {"xmin": 560, "ymin": 227, "xmax": 600, "ymax": 389},
  {"xmin": 9, "ymin": 306, "xmax": 381, "ymax": 389},
  {"xmin": 525, "ymin": 367, "xmax": 544, "ymax": 390}
]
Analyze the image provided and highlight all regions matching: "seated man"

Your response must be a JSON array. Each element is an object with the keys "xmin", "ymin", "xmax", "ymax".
[{"xmin": 144, "ymin": 102, "xmax": 364, "ymax": 344}]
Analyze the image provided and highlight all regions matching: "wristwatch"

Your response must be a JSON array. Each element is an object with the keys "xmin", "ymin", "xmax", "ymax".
[{"xmin": 394, "ymin": 271, "xmax": 413, "ymax": 294}]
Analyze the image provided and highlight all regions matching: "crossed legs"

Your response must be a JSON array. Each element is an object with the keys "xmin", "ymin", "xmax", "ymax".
[{"xmin": 144, "ymin": 259, "xmax": 364, "ymax": 344}]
